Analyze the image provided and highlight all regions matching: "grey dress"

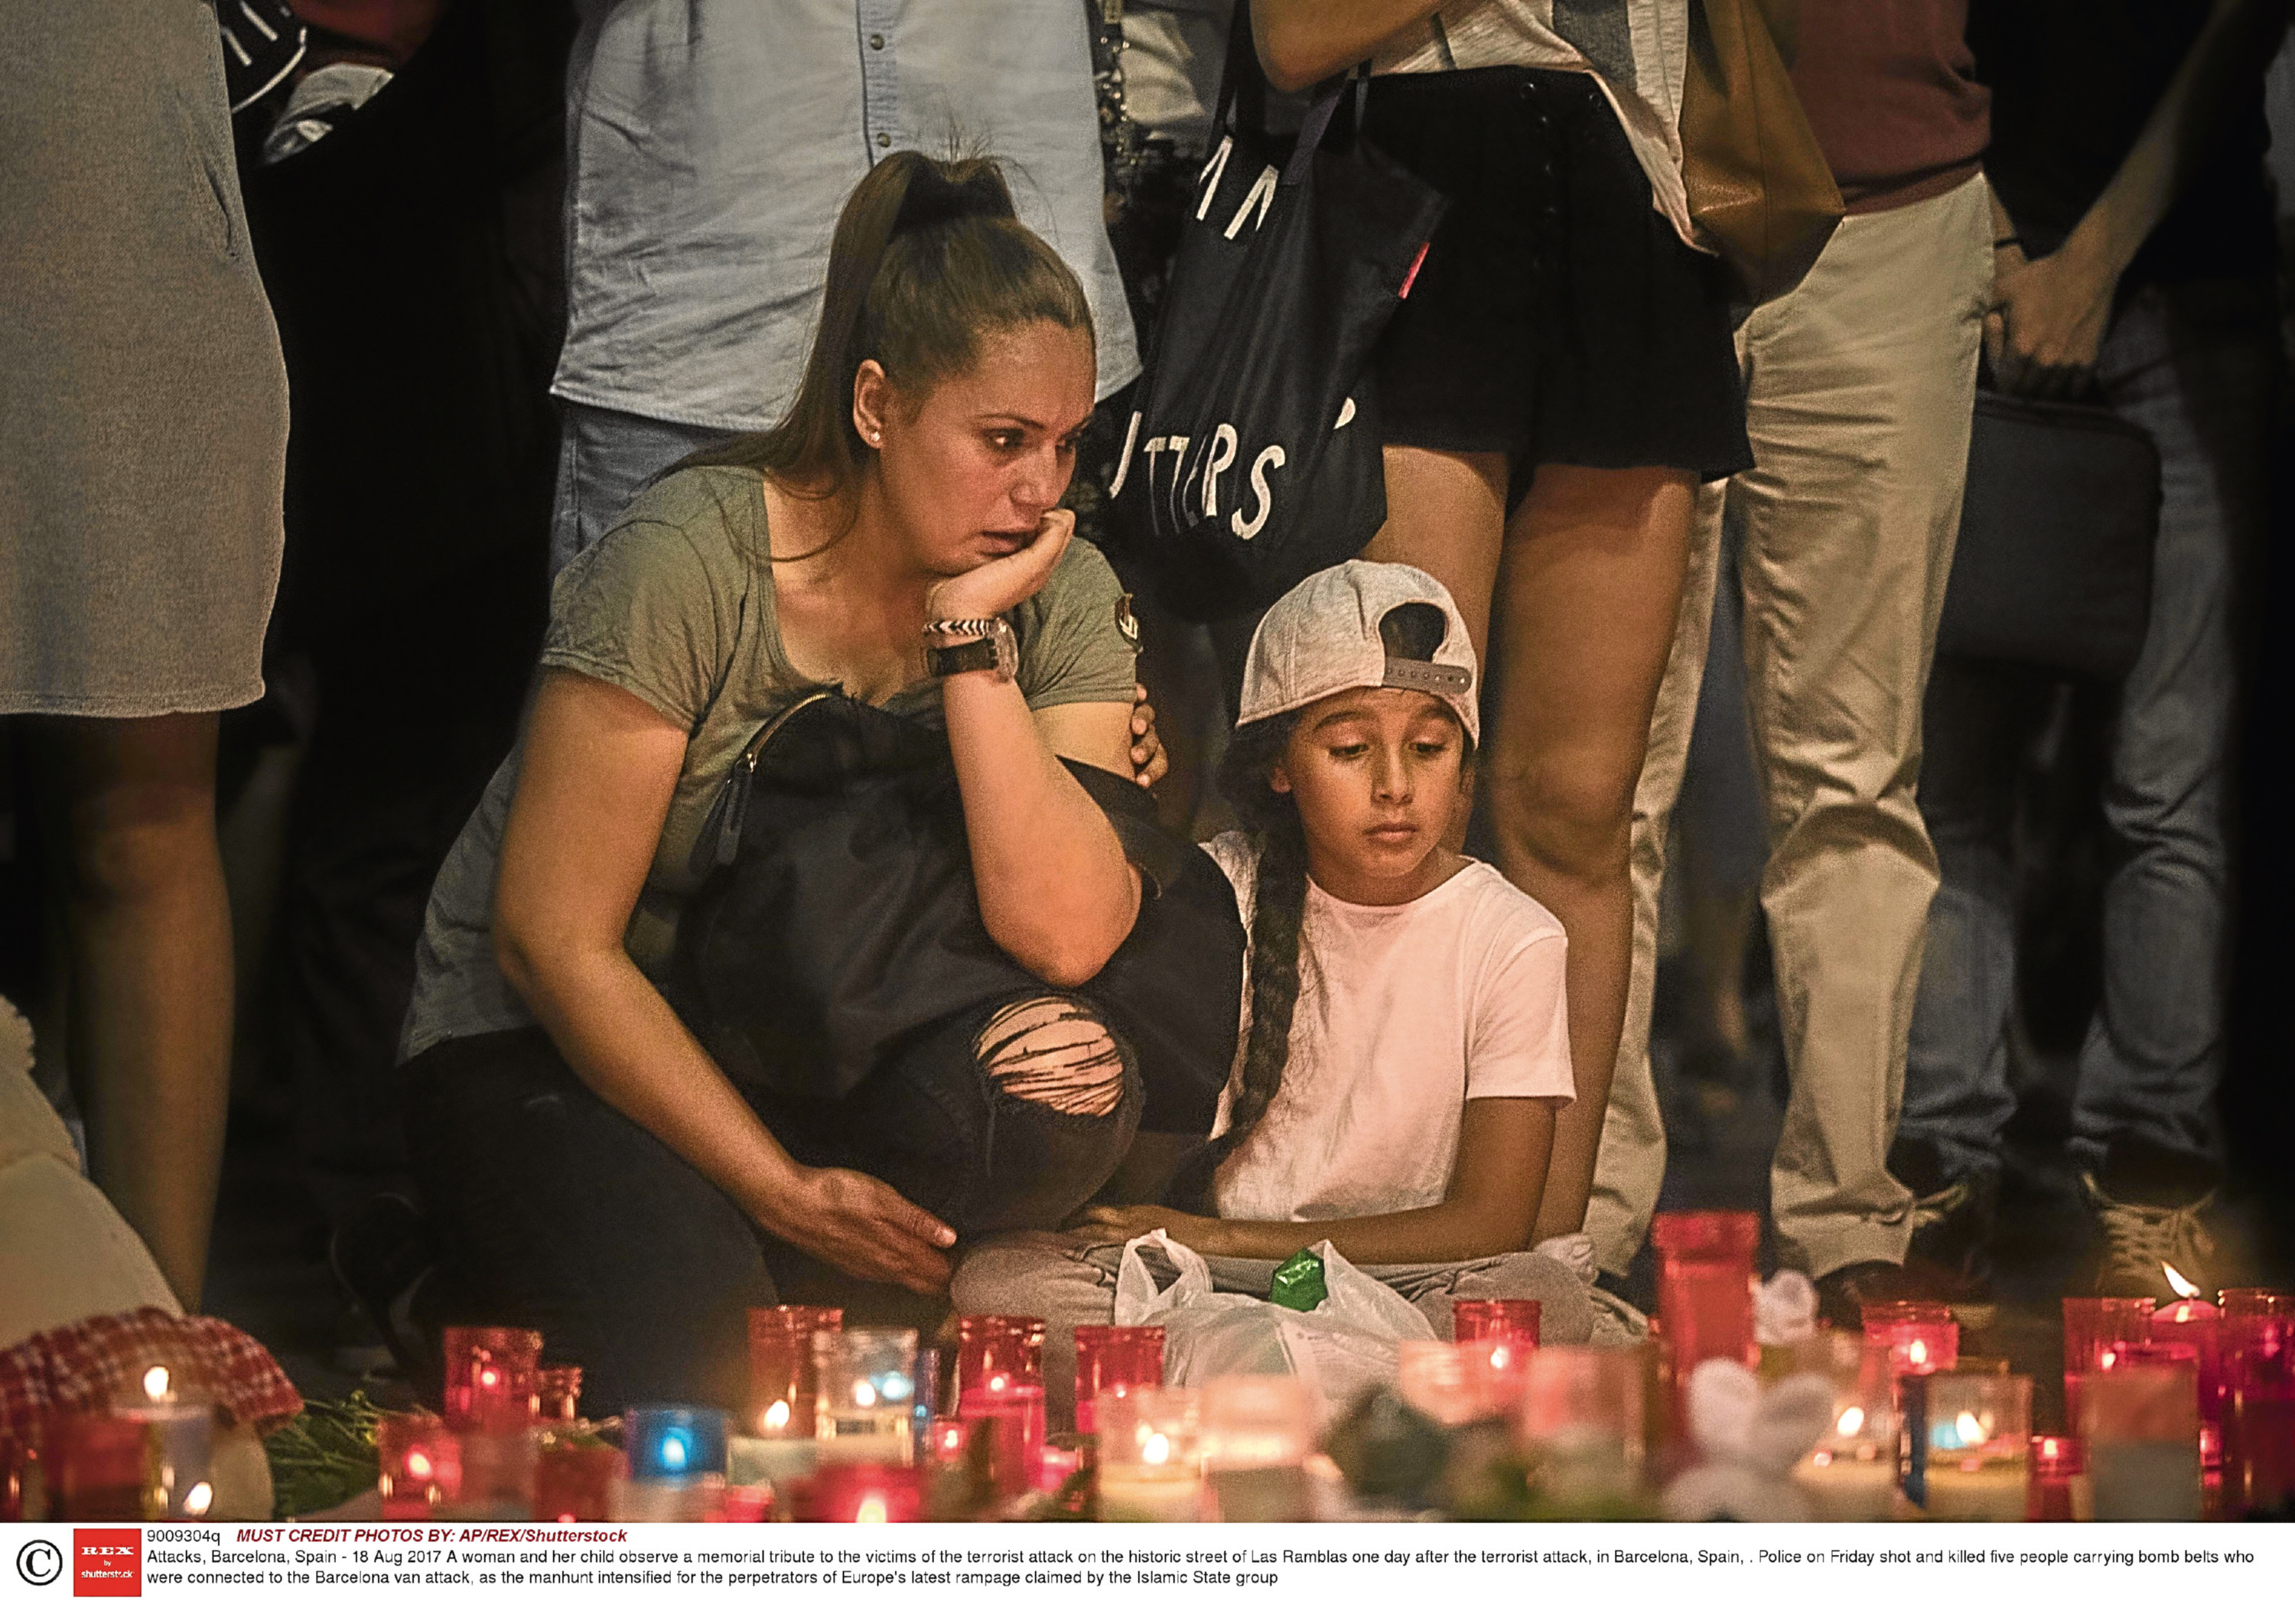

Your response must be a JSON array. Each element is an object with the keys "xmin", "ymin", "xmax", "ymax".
[{"xmin": 0, "ymin": 0, "xmax": 288, "ymax": 718}]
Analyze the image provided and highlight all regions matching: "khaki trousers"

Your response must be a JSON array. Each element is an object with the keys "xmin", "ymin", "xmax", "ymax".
[{"xmin": 1587, "ymin": 175, "xmax": 1995, "ymax": 1280}]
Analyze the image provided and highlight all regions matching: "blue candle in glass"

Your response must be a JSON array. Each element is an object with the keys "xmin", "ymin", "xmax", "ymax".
[{"xmin": 624, "ymin": 1407, "xmax": 728, "ymax": 1482}]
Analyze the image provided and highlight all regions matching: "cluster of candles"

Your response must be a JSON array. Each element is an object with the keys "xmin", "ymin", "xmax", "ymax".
[
  {"xmin": 1, "ymin": 1364, "xmax": 220, "ymax": 1521},
  {"xmin": 369, "ymin": 1299, "xmax": 1562, "ymax": 1524},
  {"xmin": 1647, "ymin": 1210, "xmax": 2295, "ymax": 1522}
]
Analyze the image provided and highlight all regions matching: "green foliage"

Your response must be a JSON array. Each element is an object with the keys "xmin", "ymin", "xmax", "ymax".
[{"xmin": 263, "ymin": 1391, "xmax": 386, "ymax": 1520}]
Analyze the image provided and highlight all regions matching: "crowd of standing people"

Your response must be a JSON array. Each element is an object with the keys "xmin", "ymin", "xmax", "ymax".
[{"xmin": 3, "ymin": 0, "xmax": 2290, "ymax": 1413}]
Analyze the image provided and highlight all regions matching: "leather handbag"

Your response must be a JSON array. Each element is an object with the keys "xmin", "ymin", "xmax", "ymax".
[
  {"xmin": 1679, "ymin": 0, "xmax": 1844, "ymax": 305},
  {"xmin": 1935, "ymin": 389, "xmax": 2162, "ymax": 681},
  {"xmin": 671, "ymin": 690, "xmax": 1242, "ymax": 1134}
]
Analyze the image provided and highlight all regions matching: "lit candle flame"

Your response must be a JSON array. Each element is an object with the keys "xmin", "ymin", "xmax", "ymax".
[
  {"xmin": 1835, "ymin": 1405, "xmax": 1864, "ymax": 1437},
  {"xmin": 143, "ymin": 1365, "xmax": 171, "ymax": 1402},
  {"xmin": 1142, "ymin": 1431, "xmax": 1171, "ymax": 1466},
  {"xmin": 762, "ymin": 1399, "xmax": 792, "ymax": 1432},
  {"xmin": 2162, "ymin": 1262, "xmax": 2200, "ymax": 1300},
  {"xmin": 183, "ymin": 1482, "xmax": 213, "ymax": 1516},
  {"xmin": 855, "ymin": 1494, "xmax": 888, "ymax": 1524}
]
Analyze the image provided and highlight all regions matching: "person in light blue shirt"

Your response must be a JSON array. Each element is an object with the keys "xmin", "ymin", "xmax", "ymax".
[{"xmin": 547, "ymin": 0, "xmax": 1141, "ymax": 578}]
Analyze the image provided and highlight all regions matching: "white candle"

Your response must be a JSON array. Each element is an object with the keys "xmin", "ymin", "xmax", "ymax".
[
  {"xmin": 1922, "ymin": 1460, "xmax": 2029, "ymax": 1522},
  {"xmin": 1792, "ymin": 1453, "xmax": 1899, "ymax": 1521},
  {"xmin": 1099, "ymin": 1466, "xmax": 1204, "ymax": 1521}
]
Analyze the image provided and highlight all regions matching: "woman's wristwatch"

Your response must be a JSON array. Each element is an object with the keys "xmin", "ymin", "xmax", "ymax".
[{"xmin": 921, "ymin": 616, "xmax": 1019, "ymax": 682}]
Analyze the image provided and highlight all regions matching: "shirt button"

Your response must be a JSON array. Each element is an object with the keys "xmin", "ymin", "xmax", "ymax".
[
  {"xmin": 869, "ymin": 32, "xmax": 884, "ymax": 48},
  {"xmin": 876, "ymin": 132, "xmax": 891, "ymax": 148}
]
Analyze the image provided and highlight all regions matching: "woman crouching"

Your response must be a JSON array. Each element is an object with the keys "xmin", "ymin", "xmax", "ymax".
[{"xmin": 392, "ymin": 154, "xmax": 1190, "ymax": 1412}]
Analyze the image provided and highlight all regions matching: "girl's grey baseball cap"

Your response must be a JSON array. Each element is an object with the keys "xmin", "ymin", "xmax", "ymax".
[{"xmin": 1236, "ymin": 561, "xmax": 1480, "ymax": 744}]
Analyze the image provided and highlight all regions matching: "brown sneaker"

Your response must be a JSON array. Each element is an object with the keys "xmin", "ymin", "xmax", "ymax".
[{"xmin": 1814, "ymin": 1257, "xmax": 1989, "ymax": 1331}]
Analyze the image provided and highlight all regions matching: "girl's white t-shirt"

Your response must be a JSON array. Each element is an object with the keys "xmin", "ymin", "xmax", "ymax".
[{"xmin": 1201, "ymin": 832, "xmax": 1574, "ymax": 1225}]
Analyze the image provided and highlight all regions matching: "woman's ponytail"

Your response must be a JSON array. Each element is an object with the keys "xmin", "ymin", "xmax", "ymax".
[{"xmin": 675, "ymin": 151, "xmax": 1092, "ymax": 508}]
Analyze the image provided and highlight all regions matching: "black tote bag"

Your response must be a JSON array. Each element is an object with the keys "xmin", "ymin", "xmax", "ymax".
[
  {"xmin": 671, "ymin": 691, "xmax": 1243, "ymax": 1136},
  {"xmin": 1935, "ymin": 389, "xmax": 2161, "ymax": 681},
  {"xmin": 1105, "ymin": 4, "xmax": 1447, "ymax": 621}
]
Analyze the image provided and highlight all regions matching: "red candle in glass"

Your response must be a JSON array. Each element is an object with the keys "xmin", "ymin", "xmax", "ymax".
[
  {"xmin": 441, "ymin": 1327, "xmax": 542, "ymax": 1434},
  {"xmin": 2026, "ymin": 1435, "xmax": 2087, "ymax": 1521},
  {"xmin": 807, "ymin": 1463, "xmax": 923, "ymax": 1523},
  {"xmin": 2221, "ymin": 1315, "xmax": 2295, "ymax": 1517},
  {"xmin": 2061, "ymin": 1297, "xmax": 2153, "ymax": 1430},
  {"xmin": 2220, "ymin": 1289, "xmax": 2294, "ymax": 1322},
  {"xmin": 956, "ymin": 1316, "xmax": 1046, "ymax": 1495},
  {"xmin": 1649, "ymin": 1212, "xmax": 1759, "ymax": 1409},
  {"xmin": 532, "ymin": 1442, "xmax": 618, "ymax": 1523},
  {"xmin": 1454, "ymin": 1298, "xmax": 1542, "ymax": 1350},
  {"xmin": 1073, "ymin": 1324, "xmax": 1165, "ymax": 1437},
  {"xmin": 713, "ymin": 1483, "xmax": 776, "ymax": 1523},
  {"xmin": 1861, "ymin": 1303, "xmax": 1958, "ymax": 1379},
  {"xmin": 45, "ymin": 1413, "xmax": 148, "ymax": 1519},
  {"xmin": 535, "ymin": 1365, "xmax": 582, "ymax": 1427},
  {"xmin": 1, "ymin": 1431, "xmax": 24, "ymax": 1521},
  {"xmin": 747, "ymin": 1306, "xmax": 842, "ymax": 1437},
  {"xmin": 376, "ymin": 1412, "xmax": 462, "ymax": 1519},
  {"xmin": 2150, "ymin": 1295, "xmax": 2224, "ymax": 1471}
]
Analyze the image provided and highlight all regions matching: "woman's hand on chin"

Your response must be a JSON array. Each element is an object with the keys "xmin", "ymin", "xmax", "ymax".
[
  {"xmin": 926, "ymin": 507, "xmax": 1074, "ymax": 623},
  {"xmin": 1065, "ymin": 1203, "xmax": 1224, "ymax": 1252},
  {"xmin": 760, "ymin": 1167, "xmax": 957, "ymax": 1294}
]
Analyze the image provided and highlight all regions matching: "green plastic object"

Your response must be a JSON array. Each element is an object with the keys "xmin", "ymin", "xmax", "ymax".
[{"xmin": 1270, "ymin": 1248, "xmax": 1327, "ymax": 1313}]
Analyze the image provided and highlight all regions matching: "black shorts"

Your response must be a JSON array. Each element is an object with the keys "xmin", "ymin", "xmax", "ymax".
[{"xmin": 1364, "ymin": 67, "xmax": 1752, "ymax": 483}]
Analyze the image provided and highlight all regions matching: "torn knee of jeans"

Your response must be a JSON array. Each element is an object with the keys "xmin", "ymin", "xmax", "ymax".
[{"xmin": 975, "ymin": 996, "xmax": 1128, "ymax": 1116}]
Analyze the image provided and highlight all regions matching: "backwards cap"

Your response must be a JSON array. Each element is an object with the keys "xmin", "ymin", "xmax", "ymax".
[{"xmin": 1236, "ymin": 561, "xmax": 1480, "ymax": 744}]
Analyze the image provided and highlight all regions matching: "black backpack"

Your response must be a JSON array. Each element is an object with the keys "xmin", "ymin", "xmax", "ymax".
[{"xmin": 672, "ymin": 690, "xmax": 1242, "ymax": 1135}]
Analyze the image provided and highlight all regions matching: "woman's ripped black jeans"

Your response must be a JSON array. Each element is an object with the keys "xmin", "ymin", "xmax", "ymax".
[{"xmin": 402, "ymin": 994, "xmax": 1141, "ymax": 1415}]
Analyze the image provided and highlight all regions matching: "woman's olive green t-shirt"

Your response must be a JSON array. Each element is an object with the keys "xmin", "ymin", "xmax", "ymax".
[{"xmin": 399, "ymin": 465, "xmax": 1140, "ymax": 1061}]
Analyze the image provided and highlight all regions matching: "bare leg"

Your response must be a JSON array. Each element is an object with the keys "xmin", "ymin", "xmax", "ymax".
[
  {"xmin": 1371, "ymin": 449, "xmax": 1695, "ymax": 1241},
  {"xmin": 34, "ymin": 713, "xmax": 233, "ymax": 1307},
  {"xmin": 1491, "ymin": 467, "xmax": 1696, "ymax": 1240}
]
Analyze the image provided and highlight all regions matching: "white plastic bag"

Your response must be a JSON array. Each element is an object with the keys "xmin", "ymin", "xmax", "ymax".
[{"xmin": 1111, "ymin": 1231, "xmax": 1433, "ymax": 1416}]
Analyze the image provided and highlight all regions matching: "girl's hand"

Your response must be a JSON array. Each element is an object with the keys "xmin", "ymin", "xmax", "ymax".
[
  {"xmin": 1066, "ymin": 1203, "xmax": 1225, "ymax": 1253},
  {"xmin": 758, "ymin": 1167, "xmax": 955, "ymax": 1294},
  {"xmin": 926, "ymin": 507, "xmax": 1074, "ymax": 623}
]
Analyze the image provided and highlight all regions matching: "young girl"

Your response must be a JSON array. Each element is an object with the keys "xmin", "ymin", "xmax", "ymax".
[
  {"xmin": 955, "ymin": 561, "xmax": 1592, "ymax": 1424},
  {"xmin": 1252, "ymin": 1, "xmax": 1752, "ymax": 1247}
]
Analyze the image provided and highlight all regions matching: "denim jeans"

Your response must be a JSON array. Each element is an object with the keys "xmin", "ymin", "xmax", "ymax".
[
  {"xmin": 403, "ymin": 996, "xmax": 1142, "ymax": 1415},
  {"xmin": 1902, "ymin": 278, "xmax": 2278, "ymax": 1183},
  {"xmin": 547, "ymin": 401, "xmax": 726, "ymax": 580}
]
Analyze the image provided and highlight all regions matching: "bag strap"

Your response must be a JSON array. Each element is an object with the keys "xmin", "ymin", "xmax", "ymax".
[{"xmin": 1212, "ymin": 0, "xmax": 1362, "ymax": 186}]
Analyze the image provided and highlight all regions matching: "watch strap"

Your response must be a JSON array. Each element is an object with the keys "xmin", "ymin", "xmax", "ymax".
[{"xmin": 923, "ymin": 637, "xmax": 1004, "ymax": 678}]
